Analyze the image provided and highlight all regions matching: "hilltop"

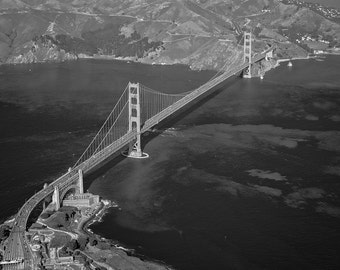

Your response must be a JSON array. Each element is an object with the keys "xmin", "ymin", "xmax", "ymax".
[{"xmin": 0, "ymin": 0, "xmax": 339, "ymax": 70}]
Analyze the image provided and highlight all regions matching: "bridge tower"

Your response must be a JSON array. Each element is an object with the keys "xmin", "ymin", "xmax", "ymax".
[
  {"xmin": 126, "ymin": 82, "xmax": 148, "ymax": 158},
  {"xmin": 243, "ymin": 32, "xmax": 252, "ymax": 78},
  {"xmin": 52, "ymin": 185, "xmax": 60, "ymax": 210},
  {"xmin": 78, "ymin": 169, "xmax": 84, "ymax": 194}
]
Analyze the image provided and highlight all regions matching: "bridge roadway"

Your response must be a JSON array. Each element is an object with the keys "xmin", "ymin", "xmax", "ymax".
[
  {"xmin": 2, "ymin": 47, "xmax": 272, "ymax": 269},
  {"xmin": 142, "ymin": 48, "xmax": 271, "ymax": 132}
]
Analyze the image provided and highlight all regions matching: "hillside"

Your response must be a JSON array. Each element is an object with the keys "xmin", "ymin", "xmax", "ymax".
[{"xmin": 0, "ymin": 0, "xmax": 339, "ymax": 70}]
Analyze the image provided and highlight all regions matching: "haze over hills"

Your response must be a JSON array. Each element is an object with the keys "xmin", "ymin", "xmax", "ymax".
[{"xmin": 0, "ymin": 0, "xmax": 339, "ymax": 71}]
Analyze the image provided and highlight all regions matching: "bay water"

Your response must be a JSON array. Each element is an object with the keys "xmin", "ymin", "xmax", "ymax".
[{"xmin": 1, "ymin": 56, "xmax": 340, "ymax": 269}]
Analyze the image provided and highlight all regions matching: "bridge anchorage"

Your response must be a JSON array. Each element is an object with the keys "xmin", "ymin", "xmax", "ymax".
[{"xmin": 52, "ymin": 168, "xmax": 84, "ymax": 210}]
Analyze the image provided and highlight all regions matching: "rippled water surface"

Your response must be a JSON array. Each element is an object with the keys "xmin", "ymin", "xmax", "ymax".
[
  {"xmin": 1, "ymin": 57, "xmax": 340, "ymax": 269},
  {"xmin": 89, "ymin": 56, "xmax": 340, "ymax": 270},
  {"xmin": 0, "ymin": 60, "xmax": 213, "ymax": 218}
]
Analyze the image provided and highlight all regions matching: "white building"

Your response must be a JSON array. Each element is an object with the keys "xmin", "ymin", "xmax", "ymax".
[{"xmin": 63, "ymin": 193, "xmax": 100, "ymax": 208}]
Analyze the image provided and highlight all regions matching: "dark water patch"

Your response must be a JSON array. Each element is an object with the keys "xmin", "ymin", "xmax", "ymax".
[
  {"xmin": 92, "ymin": 175, "xmax": 340, "ymax": 269},
  {"xmin": 0, "ymin": 59, "xmax": 214, "ymax": 221},
  {"xmin": 179, "ymin": 78, "xmax": 340, "ymax": 131},
  {"xmin": 90, "ymin": 56, "xmax": 340, "ymax": 270},
  {"xmin": 1, "ymin": 56, "xmax": 340, "ymax": 269}
]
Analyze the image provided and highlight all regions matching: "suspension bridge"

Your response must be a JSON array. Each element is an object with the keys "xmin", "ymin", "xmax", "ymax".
[{"xmin": 2, "ymin": 33, "xmax": 273, "ymax": 269}]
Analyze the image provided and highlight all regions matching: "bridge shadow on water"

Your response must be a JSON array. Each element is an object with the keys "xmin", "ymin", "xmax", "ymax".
[
  {"xmin": 83, "ymin": 73, "xmax": 243, "ymax": 189},
  {"xmin": 26, "ymin": 73, "xmax": 243, "ymax": 227}
]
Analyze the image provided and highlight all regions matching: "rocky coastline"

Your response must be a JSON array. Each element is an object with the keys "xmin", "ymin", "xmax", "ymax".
[
  {"xmin": 0, "ymin": 49, "xmax": 298, "ymax": 79},
  {"xmin": 78, "ymin": 200, "xmax": 174, "ymax": 270},
  {"xmin": 0, "ymin": 199, "xmax": 173, "ymax": 270}
]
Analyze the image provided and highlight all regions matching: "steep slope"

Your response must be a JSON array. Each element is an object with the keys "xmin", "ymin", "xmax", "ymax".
[{"xmin": 0, "ymin": 0, "xmax": 339, "ymax": 69}]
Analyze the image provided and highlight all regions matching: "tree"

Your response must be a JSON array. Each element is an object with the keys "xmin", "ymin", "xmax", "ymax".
[
  {"xmin": 0, "ymin": 225, "xmax": 10, "ymax": 239},
  {"xmin": 59, "ymin": 246, "xmax": 68, "ymax": 257},
  {"xmin": 78, "ymin": 236, "xmax": 89, "ymax": 250},
  {"xmin": 90, "ymin": 239, "xmax": 98, "ymax": 246},
  {"xmin": 66, "ymin": 239, "xmax": 79, "ymax": 251},
  {"xmin": 40, "ymin": 213, "xmax": 50, "ymax": 219}
]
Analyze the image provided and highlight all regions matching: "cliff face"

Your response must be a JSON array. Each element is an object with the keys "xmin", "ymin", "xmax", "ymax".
[
  {"xmin": 0, "ymin": 0, "xmax": 339, "ymax": 69},
  {"xmin": 6, "ymin": 38, "xmax": 77, "ymax": 64}
]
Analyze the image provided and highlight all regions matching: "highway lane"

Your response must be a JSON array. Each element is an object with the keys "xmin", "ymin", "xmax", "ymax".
[
  {"xmin": 2, "ymin": 132, "xmax": 137, "ymax": 269},
  {"xmin": 3, "ymin": 185, "xmax": 56, "ymax": 269}
]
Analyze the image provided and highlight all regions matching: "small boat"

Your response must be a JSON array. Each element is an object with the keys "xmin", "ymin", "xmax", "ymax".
[
  {"xmin": 260, "ymin": 75, "xmax": 264, "ymax": 80},
  {"xmin": 287, "ymin": 61, "xmax": 293, "ymax": 67}
]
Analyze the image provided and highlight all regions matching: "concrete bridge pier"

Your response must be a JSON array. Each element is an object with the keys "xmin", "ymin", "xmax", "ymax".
[
  {"xmin": 265, "ymin": 50, "xmax": 273, "ymax": 61},
  {"xmin": 43, "ymin": 183, "xmax": 48, "ymax": 210},
  {"xmin": 52, "ymin": 186, "xmax": 60, "ymax": 211},
  {"xmin": 78, "ymin": 169, "xmax": 84, "ymax": 194}
]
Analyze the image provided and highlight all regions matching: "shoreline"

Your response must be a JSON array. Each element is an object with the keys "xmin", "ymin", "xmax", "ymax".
[
  {"xmin": 0, "ymin": 53, "xmax": 208, "ymax": 72},
  {"xmin": 276, "ymin": 55, "xmax": 313, "ymax": 64},
  {"xmin": 258, "ymin": 54, "xmax": 319, "ymax": 76},
  {"xmin": 78, "ymin": 200, "xmax": 173, "ymax": 269},
  {"xmin": 2, "ymin": 50, "xmax": 338, "ymax": 76},
  {"xmin": 0, "ymin": 199, "xmax": 173, "ymax": 269}
]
